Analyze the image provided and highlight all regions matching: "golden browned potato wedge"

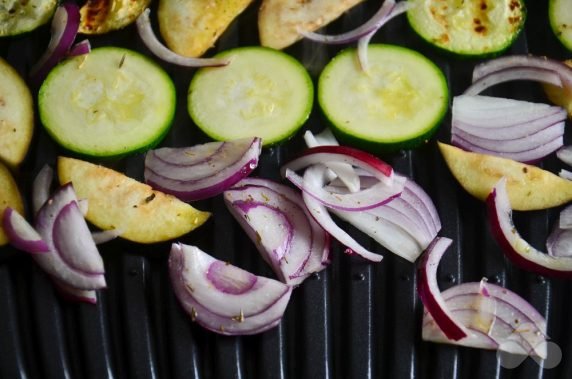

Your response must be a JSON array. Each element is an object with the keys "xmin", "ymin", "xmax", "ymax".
[
  {"xmin": 57, "ymin": 157, "xmax": 210, "ymax": 243},
  {"xmin": 0, "ymin": 57, "xmax": 33, "ymax": 169},
  {"xmin": 543, "ymin": 60, "xmax": 572, "ymax": 118},
  {"xmin": 258, "ymin": 0, "xmax": 365, "ymax": 50},
  {"xmin": 438, "ymin": 142, "xmax": 572, "ymax": 211},
  {"xmin": 79, "ymin": 0, "xmax": 150, "ymax": 34},
  {"xmin": 158, "ymin": 0, "xmax": 254, "ymax": 57},
  {"xmin": 0, "ymin": 161, "xmax": 24, "ymax": 246}
]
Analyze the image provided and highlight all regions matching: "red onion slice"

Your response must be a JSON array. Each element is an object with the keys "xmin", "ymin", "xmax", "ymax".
[
  {"xmin": 451, "ymin": 134, "xmax": 563, "ymax": 163},
  {"xmin": 235, "ymin": 177, "xmax": 331, "ymax": 269},
  {"xmin": 556, "ymin": 145, "xmax": 572, "ymax": 167},
  {"xmin": 169, "ymin": 243, "xmax": 292, "ymax": 335},
  {"xmin": 423, "ymin": 281, "xmax": 548, "ymax": 358},
  {"xmin": 417, "ymin": 237, "xmax": 467, "ymax": 341},
  {"xmin": 171, "ymin": 243, "xmax": 290, "ymax": 317},
  {"xmin": 326, "ymin": 174, "xmax": 441, "ymax": 239},
  {"xmin": 225, "ymin": 179, "xmax": 329, "ymax": 285},
  {"xmin": 472, "ymin": 55, "xmax": 572, "ymax": 90},
  {"xmin": 33, "ymin": 165, "xmax": 54, "ymax": 215},
  {"xmin": 30, "ymin": 2, "xmax": 80, "ymax": 84},
  {"xmin": 136, "ymin": 9, "xmax": 229, "ymax": 68},
  {"xmin": 331, "ymin": 208, "xmax": 423, "ymax": 262},
  {"xmin": 52, "ymin": 278, "xmax": 97, "ymax": 305},
  {"xmin": 284, "ymin": 167, "xmax": 403, "ymax": 211},
  {"xmin": 303, "ymin": 130, "xmax": 360, "ymax": 193},
  {"xmin": 546, "ymin": 226, "xmax": 572, "ymax": 257},
  {"xmin": 301, "ymin": 166, "xmax": 384, "ymax": 262},
  {"xmin": 451, "ymin": 95, "xmax": 566, "ymax": 162},
  {"xmin": 486, "ymin": 178, "xmax": 572, "ymax": 278},
  {"xmin": 53, "ymin": 202, "xmax": 105, "ymax": 275},
  {"xmin": 2, "ymin": 207, "xmax": 49, "ymax": 254},
  {"xmin": 145, "ymin": 137, "xmax": 262, "ymax": 201},
  {"xmin": 282, "ymin": 145, "xmax": 394, "ymax": 184},
  {"xmin": 34, "ymin": 184, "xmax": 106, "ymax": 290},
  {"xmin": 67, "ymin": 39, "xmax": 91, "ymax": 57},
  {"xmin": 453, "ymin": 95, "xmax": 565, "ymax": 130},
  {"xmin": 91, "ymin": 228, "xmax": 122, "ymax": 245},
  {"xmin": 560, "ymin": 169, "xmax": 572, "ymax": 181},
  {"xmin": 559, "ymin": 204, "xmax": 572, "ymax": 229},
  {"xmin": 401, "ymin": 179, "xmax": 441, "ymax": 236},
  {"xmin": 453, "ymin": 120, "xmax": 565, "ymax": 147},
  {"xmin": 464, "ymin": 67, "xmax": 563, "ymax": 96}
]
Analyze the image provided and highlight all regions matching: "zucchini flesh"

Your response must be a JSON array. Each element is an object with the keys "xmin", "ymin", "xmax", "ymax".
[
  {"xmin": 38, "ymin": 47, "xmax": 176, "ymax": 158},
  {"xmin": 406, "ymin": 0, "xmax": 526, "ymax": 57},
  {"xmin": 318, "ymin": 45, "xmax": 448, "ymax": 153},
  {"xmin": 549, "ymin": 0, "xmax": 572, "ymax": 52},
  {"xmin": 0, "ymin": 0, "xmax": 57, "ymax": 36},
  {"xmin": 188, "ymin": 47, "xmax": 313, "ymax": 146}
]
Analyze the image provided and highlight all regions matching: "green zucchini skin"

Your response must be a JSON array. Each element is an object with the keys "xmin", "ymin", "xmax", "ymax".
[
  {"xmin": 406, "ymin": 0, "xmax": 526, "ymax": 59},
  {"xmin": 549, "ymin": 0, "xmax": 572, "ymax": 52},
  {"xmin": 38, "ymin": 47, "xmax": 176, "ymax": 160},
  {"xmin": 317, "ymin": 45, "xmax": 449, "ymax": 155}
]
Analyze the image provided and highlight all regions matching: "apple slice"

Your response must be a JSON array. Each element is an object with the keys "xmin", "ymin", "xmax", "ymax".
[
  {"xmin": 57, "ymin": 156, "xmax": 210, "ymax": 243},
  {"xmin": 438, "ymin": 142, "xmax": 572, "ymax": 211},
  {"xmin": 0, "ymin": 162, "xmax": 24, "ymax": 246},
  {"xmin": 0, "ymin": 57, "xmax": 33, "ymax": 169},
  {"xmin": 258, "ymin": 0, "xmax": 364, "ymax": 50},
  {"xmin": 158, "ymin": 0, "xmax": 254, "ymax": 58}
]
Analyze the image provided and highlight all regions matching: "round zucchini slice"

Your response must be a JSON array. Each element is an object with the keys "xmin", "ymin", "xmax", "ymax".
[
  {"xmin": 406, "ymin": 0, "xmax": 526, "ymax": 57},
  {"xmin": 39, "ymin": 47, "xmax": 176, "ymax": 158},
  {"xmin": 318, "ymin": 45, "xmax": 448, "ymax": 153},
  {"xmin": 0, "ymin": 0, "xmax": 57, "ymax": 37},
  {"xmin": 549, "ymin": 0, "xmax": 572, "ymax": 52},
  {"xmin": 188, "ymin": 47, "xmax": 313, "ymax": 147}
]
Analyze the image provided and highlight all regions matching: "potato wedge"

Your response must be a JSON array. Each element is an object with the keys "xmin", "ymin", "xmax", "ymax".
[
  {"xmin": 438, "ymin": 142, "xmax": 572, "ymax": 211},
  {"xmin": 0, "ymin": 57, "xmax": 33, "ymax": 169},
  {"xmin": 158, "ymin": 0, "xmax": 254, "ymax": 58},
  {"xmin": 258, "ymin": 0, "xmax": 364, "ymax": 50},
  {"xmin": 57, "ymin": 157, "xmax": 210, "ymax": 243},
  {"xmin": 79, "ymin": 0, "xmax": 150, "ymax": 34},
  {"xmin": 543, "ymin": 60, "xmax": 572, "ymax": 118},
  {"xmin": 0, "ymin": 161, "xmax": 24, "ymax": 246}
]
